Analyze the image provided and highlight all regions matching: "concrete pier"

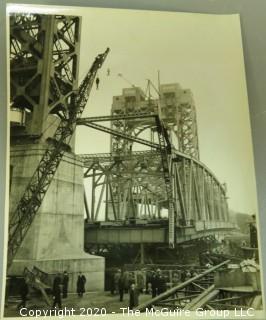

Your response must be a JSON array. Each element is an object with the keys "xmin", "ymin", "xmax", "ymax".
[{"xmin": 9, "ymin": 144, "xmax": 104, "ymax": 292}]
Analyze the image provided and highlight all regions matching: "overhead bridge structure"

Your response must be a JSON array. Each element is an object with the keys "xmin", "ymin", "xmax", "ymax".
[{"xmin": 77, "ymin": 85, "xmax": 236, "ymax": 250}]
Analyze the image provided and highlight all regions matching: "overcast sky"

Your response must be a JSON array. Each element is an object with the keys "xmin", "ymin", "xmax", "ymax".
[{"xmin": 14, "ymin": 4, "xmax": 255, "ymax": 215}]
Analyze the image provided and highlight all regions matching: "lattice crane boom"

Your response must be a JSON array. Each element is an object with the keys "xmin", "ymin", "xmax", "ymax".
[{"xmin": 7, "ymin": 48, "xmax": 110, "ymax": 270}]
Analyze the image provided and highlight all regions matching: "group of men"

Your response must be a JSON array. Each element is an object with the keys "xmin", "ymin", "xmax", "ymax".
[
  {"xmin": 111, "ymin": 269, "xmax": 132, "ymax": 301},
  {"xmin": 17, "ymin": 271, "xmax": 87, "ymax": 310},
  {"xmin": 17, "ymin": 212, "xmax": 259, "ymax": 312},
  {"xmin": 111, "ymin": 269, "xmax": 140, "ymax": 309},
  {"xmin": 148, "ymin": 268, "xmax": 198, "ymax": 296},
  {"xmin": 110, "ymin": 268, "xmax": 169, "ymax": 307},
  {"xmin": 52, "ymin": 271, "xmax": 69, "ymax": 308},
  {"xmin": 149, "ymin": 269, "xmax": 167, "ymax": 298},
  {"xmin": 52, "ymin": 271, "xmax": 87, "ymax": 308}
]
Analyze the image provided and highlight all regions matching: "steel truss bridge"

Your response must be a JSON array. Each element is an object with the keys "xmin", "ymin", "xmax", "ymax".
[{"xmin": 77, "ymin": 111, "xmax": 236, "ymax": 248}]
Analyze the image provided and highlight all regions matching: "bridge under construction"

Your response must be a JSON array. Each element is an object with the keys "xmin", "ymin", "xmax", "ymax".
[{"xmin": 6, "ymin": 13, "xmax": 262, "ymax": 314}]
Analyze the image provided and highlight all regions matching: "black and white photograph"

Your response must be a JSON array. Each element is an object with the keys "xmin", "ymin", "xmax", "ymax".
[{"xmin": 2, "ymin": 4, "xmax": 265, "ymax": 318}]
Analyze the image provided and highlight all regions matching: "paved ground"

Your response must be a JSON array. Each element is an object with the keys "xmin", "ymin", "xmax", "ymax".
[{"xmin": 4, "ymin": 291, "xmax": 152, "ymax": 317}]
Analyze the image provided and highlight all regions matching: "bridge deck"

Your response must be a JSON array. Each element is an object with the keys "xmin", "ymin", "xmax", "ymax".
[{"xmin": 85, "ymin": 221, "xmax": 236, "ymax": 244}]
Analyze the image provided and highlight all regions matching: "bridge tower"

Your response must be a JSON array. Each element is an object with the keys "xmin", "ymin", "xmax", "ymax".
[
  {"xmin": 9, "ymin": 14, "xmax": 104, "ymax": 291},
  {"xmin": 159, "ymin": 84, "xmax": 199, "ymax": 159}
]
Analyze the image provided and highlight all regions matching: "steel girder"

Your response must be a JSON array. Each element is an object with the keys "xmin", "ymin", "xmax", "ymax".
[
  {"xmin": 10, "ymin": 14, "xmax": 81, "ymax": 135},
  {"xmin": 178, "ymin": 102, "xmax": 199, "ymax": 159}
]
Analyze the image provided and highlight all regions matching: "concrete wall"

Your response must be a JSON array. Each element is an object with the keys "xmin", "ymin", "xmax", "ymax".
[{"xmin": 9, "ymin": 144, "xmax": 104, "ymax": 291}]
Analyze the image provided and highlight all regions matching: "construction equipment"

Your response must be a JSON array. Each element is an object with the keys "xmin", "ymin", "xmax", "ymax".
[
  {"xmin": 7, "ymin": 48, "xmax": 110, "ymax": 270},
  {"xmin": 24, "ymin": 267, "xmax": 52, "ymax": 306},
  {"xmin": 117, "ymin": 73, "xmax": 135, "ymax": 87}
]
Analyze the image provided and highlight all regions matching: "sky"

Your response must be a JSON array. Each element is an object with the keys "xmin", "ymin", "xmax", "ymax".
[{"xmin": 58, "ymin": 7, "xmax": 257, "ymax": 215}]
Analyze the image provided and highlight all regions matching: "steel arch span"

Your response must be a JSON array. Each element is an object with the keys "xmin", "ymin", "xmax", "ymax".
[{"xmin": 78, "ymin": 85, "xmax": 236, "ymax": 246}]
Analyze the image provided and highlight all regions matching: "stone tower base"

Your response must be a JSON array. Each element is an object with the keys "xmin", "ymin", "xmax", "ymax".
[
  {"xmin": 10, "ymin": 255, "xmax": 104, "ymax": 292},
  {"xmin": 9, "ymin": 144, "xmax": 104, "ymax": 292}
]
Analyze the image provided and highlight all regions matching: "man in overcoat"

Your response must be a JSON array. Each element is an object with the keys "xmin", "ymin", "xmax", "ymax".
[{"xmin": 77, "ymin": 272, "xmax": 86, "ymax": 297}]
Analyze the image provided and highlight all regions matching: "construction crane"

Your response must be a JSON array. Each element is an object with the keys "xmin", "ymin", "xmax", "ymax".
[
  {"xmin": 7, "ymin": 48, "xmax": 110, "ymax": 270},
  {"xmin": 117, "ymin": 73, "xmax": 135, "ymax": 87}
]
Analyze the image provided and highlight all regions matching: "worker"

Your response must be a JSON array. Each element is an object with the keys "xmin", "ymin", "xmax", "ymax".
[
  {"xmin": 151, "ymin": 269, "xmax": 165, "ymax": 297},
  {"xmin": 180, "ymin": 269, "xmax": 186, "ymax": 282},
  {"xmin": 107, "ymin": 68, "xmax": 110, "ymax": 76},
  {"xmin": 129, "ymin": 283, "xmax": 139, "ymax": 310},
  {"xmin": 172, "ymin": 272, "xmax": 179, "ymax": 287},
  {"xmin": 146, "ymin": 282, "xmax": 152, "ymax": 295},
  {"xmin": 157, "ymin": 272, "xmax": 167, "ymax": 295},
  {"xmin": 118, "ymin": 271, "xmax": 125, "ymax": 302},
  {"xmin": 96, "ymin": 77, "xmax": 100, "ymax": 89},
  {"xmin": 76, "ymin": 272, "xmax": 86, "ymax": 297},
  {"xmin": 110, "ymin": 270, "xmax": 115, "ymax": 295},
  {"xmin": 123, "ymin": 270, "xmax": 130, "ymax": 293},
  {"xmin": 17, "ymin": 278, "xmax": 29, "ymax": 310},
  {"xmin": 249, "ymin": 214, "xmax": 258, "ymax": 248},
  {"xmin": 52, "ymin": 273, "xmax": 62, "ymax": 309},
  {"xmin": 114, "ymin": 269, "xmax": 121, "ymax": 294},
  {"xmin": 184, "ymin": 270, "xmax": 192, "ymax": 295},
  {"xmin": 62, "ymin": 271, "xmax": 69, "ymax": 298},
  {"xmin": 145, "ymin": 270, "xmax": 153, "ymax": 294},
  {"xmin": 136, "ymin": 270, "xmax": 145, "ymax": 293},
  {"xmin": 150, "ymin": 271, "xmax": 157, "ymax": 297},
  {"xmin": 128, "ymin": 272, "xmax": 135, "ymax": 290}
]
